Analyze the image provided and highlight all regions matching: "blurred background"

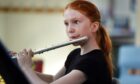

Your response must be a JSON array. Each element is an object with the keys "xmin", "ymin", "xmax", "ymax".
[{"xmin": 0, "ymin": 0, "xmax": 140, "ymax": 83}]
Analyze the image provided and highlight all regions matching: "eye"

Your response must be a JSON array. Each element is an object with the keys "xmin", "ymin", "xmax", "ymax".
[
  {"xmin": 64, "ymin": 21, "xmax": 68, "ymax": 26},
  {"xmin": 73, "ymin": 20, "xmax": 80, "ymax": 24}
]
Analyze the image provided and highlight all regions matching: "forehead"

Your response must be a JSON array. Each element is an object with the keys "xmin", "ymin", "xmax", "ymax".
[{"xmin": 64, "ymin": 9, "xmax": 86, "ymax": 20}]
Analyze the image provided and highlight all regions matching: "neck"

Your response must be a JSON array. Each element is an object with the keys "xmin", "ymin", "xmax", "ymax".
[{"xmin": 80, "ymin": 38, "xmax": 100, "ymax": 55}]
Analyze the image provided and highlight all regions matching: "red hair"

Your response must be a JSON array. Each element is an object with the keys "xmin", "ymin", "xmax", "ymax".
[{"xmin": 65, "ymin": 0, "xmax": 113, "ymax": 77}]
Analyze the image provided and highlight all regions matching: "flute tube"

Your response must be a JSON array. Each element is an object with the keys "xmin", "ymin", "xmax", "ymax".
[
  {"xmin": 34, "ymin": 36, "xmax": 88, "ymax": 54},
  {"xmin": 12, "ymin": 36, "xmax": 88, "ymax": 59}
]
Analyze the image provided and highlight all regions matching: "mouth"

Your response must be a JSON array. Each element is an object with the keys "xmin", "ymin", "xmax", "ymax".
[
  {"xmin": 69, "ymin": 35, "xmax": 81, "ymax": 41},
  {"xmin": 69, "ymin": 34, "xmax": 82, "ymax": 40}
]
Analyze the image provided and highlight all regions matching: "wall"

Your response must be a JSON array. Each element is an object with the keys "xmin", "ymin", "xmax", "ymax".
[
  {"xmin": 0, "ymin": 12, "xmax": 6, "ymax": 43},
  {"xmin": 5, "ymin": 12, "xmax": 75, "ymax": 75}
]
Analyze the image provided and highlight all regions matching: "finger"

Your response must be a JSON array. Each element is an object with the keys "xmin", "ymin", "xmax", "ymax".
[
  {"xmin": 18, "ymin": 50, "xmax": 26, "ymax": 58},
  {"xmin": 22, "ymin": 49, "xmax": 28, "ymax": 55},
  {"xmin": 8, "ymin": 51, "xmax": 17, "ymax": 56},
  {"xmin": 17, "ymin": 52, "xmax": 21, "ymax": 59},
  {"xmin": 28, "ymin": 49, "xmax": 34, "ymax": 57}
]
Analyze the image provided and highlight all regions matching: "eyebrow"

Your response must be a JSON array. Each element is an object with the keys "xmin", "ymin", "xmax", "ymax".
[
  {"xmin": 72, "ymin": 17, "xmax": 81, "ymax": 20},
  {"xmin": 64, "ymin": 17, "xmax": 82, "ymax": 22}
]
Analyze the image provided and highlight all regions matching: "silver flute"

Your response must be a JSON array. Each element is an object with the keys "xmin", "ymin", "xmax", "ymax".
[{"xmin": 12, "ymin": 36, "xmax": 88, "ymax": 59}]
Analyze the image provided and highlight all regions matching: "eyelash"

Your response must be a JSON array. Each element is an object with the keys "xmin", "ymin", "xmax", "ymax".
[
  {"xmin": 64, "ymin": 20, "xmax": 80, "ymax": 26},
  {"xmin": 64, "ymin": 22, "xmax": 68, "ymax": 26},
  {"xmin": 73, "ymin": 20, "xmax": 80, "ymax": 24}
]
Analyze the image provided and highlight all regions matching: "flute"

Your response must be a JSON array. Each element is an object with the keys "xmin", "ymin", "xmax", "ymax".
[{"xmin": 12, "ymin": 36, "xmax": 88, "ymax": 59}]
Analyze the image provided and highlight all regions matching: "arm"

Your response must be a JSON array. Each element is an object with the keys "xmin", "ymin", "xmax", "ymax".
[
  {"xmin": 17, "ymin": 49, "xmax": 47, "ymax": 84},
  {"xmin": 35, "ymin": 66, "xmax": 66, "ymax": 83},
  {"xmin": 36, "ymin": 72, "xmax": 53, "ymax": 83},
  {"xmin": 54, "ymin": 66, "xmax": 66, "ymax": 80},
  {"xmin": 21, "ymin": 66, "xmax": 47, "ymax": 84},
  {"xmin": 17, "ymin": 49, "xmax": 87, "ymax": 84},
  {"xmin": 50, "ymin": 70, "xmax": 86, "ymax": 84},
  {"xmin": 22, "ymin": 67, "xmax": 86, "ymax": 84}
]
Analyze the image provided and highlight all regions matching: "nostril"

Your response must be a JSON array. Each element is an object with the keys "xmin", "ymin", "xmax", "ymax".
[{"xmin": 68, "ymin": 28, "xmax": 75, "ymax": 33}]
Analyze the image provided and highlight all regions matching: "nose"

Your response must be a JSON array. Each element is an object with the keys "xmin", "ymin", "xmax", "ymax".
[{"xmin": 67, "ymin": 25, "xmax": 75, "ymax": 33}]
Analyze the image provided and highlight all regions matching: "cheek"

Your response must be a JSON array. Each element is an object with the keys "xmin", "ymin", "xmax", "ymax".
[{"xmin": 80, "ymin": 24, "xmax": 91, "ymax": 35}]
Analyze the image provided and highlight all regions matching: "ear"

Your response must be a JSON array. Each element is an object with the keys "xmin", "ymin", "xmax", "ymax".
[{"xmin": 90, "ymin": 22, "xmax": 99, "ymax": 33}]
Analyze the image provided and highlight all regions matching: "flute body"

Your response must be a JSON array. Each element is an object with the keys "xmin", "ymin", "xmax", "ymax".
[{"xmin": 12, "ymin": 36, "xmax": 88, "ymax": 59}]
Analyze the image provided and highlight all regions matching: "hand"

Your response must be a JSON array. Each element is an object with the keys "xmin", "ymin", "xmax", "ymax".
[
  {"xmin": 8, "ymin": 51, "xmax": 17, "ymax": 56},
  {"xmin": 17, "ymin": 49, "xmax": 34, "ymax": 70}
]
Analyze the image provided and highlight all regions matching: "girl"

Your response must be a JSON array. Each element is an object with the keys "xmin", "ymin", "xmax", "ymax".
[{"xmin": 17, "ymin": 0, "xmax": 113, "ymax": 84}]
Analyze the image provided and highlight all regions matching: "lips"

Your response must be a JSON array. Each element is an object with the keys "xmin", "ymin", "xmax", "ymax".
[{"xmin": 69, "ymin": 35, "xmax": 81, "ymax": 41}]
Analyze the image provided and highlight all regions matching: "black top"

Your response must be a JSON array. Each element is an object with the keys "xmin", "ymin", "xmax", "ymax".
[{"xmin": 65, "ymin": 48, "xmax": 112, "ymax": 84}]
